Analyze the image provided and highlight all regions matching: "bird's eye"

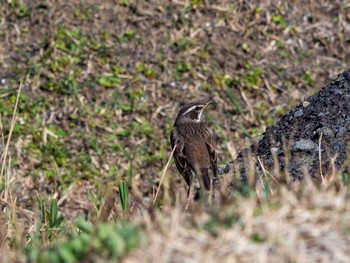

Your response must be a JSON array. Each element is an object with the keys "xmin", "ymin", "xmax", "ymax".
[{"xmin": 195, "ymin": 106, "xmax": 202, "ymax": 111}]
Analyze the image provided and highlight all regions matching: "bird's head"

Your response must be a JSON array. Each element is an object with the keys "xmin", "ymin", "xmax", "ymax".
[{"xmin": 176, "ymin": 99, "xmax": 213, "ymax": 123}]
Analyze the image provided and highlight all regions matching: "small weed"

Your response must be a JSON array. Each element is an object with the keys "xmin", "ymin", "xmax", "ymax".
[
  {"xmin": 250, "ymin": 233, "xmax": 266, "ymax": 243},
  {"xmin": 243, "ymin": 67, "xmax": 263, "ymax": 87},
  {"xmin": 176, "ymin": 61, "xmax": 192, "ymax": 73},
  {"xmin": 42, "ymin": 140, "xmax": 69, "ymax": 167},
  {"xmin": 191, "ymin": 0, "xmax": 202, "ymax": 7},
  {"xmin": 133, "ymin": 119, "xmax": 154, "ymax": 138},
  {"xmin": 172, "ymin": 37, "xmax": 193, "ymax": 53},
  {"xmin": 135, "ymin": 62, "xmax": 156, "ymax": 79},
  {"xmin": 17, "ymin": 4, "xmax": 31, "ymax": 18},
  {"xmin": 341, "ymin": 173, "xmax": 349, "ymax": 186},
  {"xmin": 34, "ymin": 196, "xmax": 65, "ymax": 241},
  {"xmin": 74, "ymin": 4, "xmax": 98, "ymax": 21},
  {"xmin": 301, "ymin": 72, "xmax": 314, "ymax": 86},
  {"xmin": 112, "ymin": 64, "xmax": 127, "ymax": 75},
  {"xmin": 213, "ymin": 74, "xmax": 243, "ymax": 114},
  {"xmin": 119, "ymin": 0, "xmax": 129, "ymax": 6},
  {"xmin": 241, "ymin": 42, "xmax": 250, "ymax": 52},
  {"xmin": 117, "ymin": 126, "xmax": 132, "ymax": 137},
  {"xmin": 178, "ymin": 6, "xmax": 191, "ymax": 26},
  {"xmin": 275, "ymin": 105, "xmax": 286, "ymax": 116},
  {"xmin": 117, "ymin": 30, "xmax": 136, "ymax": 43},
  {"xmin": 200, "ymin": 82, "xmax": 212, "ymax": 91},
  {"xmin": 272, "ymin": 14, "xmax": 287, "ymax": 30},
  {"xmin": 98, "ymin": 75, "xmax": 121, "ymax": 88}
]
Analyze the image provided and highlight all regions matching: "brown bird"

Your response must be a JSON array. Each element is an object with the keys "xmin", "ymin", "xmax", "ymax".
[{"xmin": 170, "ymin": 99, "xmax": 218, "ymax": 199}]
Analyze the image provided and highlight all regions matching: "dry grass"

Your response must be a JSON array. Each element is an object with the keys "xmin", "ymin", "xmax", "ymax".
[{"xmin": 125, "ymin": 175, "xmax": 350, "ymax": 263}]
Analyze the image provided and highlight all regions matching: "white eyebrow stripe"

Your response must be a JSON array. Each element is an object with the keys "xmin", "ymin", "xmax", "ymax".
[{"xmin": 182, "ymin": 105, "xmax": 198, "ymax": 115}]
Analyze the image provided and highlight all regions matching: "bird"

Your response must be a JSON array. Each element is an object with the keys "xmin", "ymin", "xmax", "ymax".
[{"xmin": 170, "ymin": 99, "xmax": 218, "ymax": 199}]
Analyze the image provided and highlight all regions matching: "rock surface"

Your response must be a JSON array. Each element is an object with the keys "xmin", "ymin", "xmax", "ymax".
[{"xmin": 220, "ymin": 68, "xmax": 350, "ymax": 184}]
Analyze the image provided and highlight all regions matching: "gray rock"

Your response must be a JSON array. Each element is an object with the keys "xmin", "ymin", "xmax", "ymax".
[
  {"xmin": 334, "ymin": 141, "xmax": 345, "ymax": 152},
  {"xmin": 316, "ymin": 127, "xmax": 334, "ymax": 137},
  {"xmin": 270, "ymin": 147, "xmax": 279, "ymax": 153},
  {"xmin": 294, "ymin": 109, "xmax": 303, "ymax": 118},
  {"xmin": 336, "ymin": 127, "xmax": 347, "ymax": 138},
  {"xmin": 292, "ymin": 139, "xmax": 318, "ymax": 152},
  {"xmin": 302, "ymin": 101, "xmax": 310, "ymax": 107}
]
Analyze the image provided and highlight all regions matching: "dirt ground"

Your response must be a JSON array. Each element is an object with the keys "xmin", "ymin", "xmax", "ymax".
[{"xmin": 1, "ymin": 0, "xmax": 350, "ymax": 245}]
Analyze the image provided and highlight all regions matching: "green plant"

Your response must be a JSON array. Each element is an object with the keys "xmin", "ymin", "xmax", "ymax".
[
  {"xmin": 212, "ymin": 74, "xmax": 243, "ymax": 114},
  {"xmin": 176, "ymin": 61, "xmax": 191, "ymax": 73},
  {"xmin": 119, "ymin": 180, "xmax": 129, "ymax": 213},
  {"xmin": 272, "ymin": 14, "xmax": 287, "ymax": 29},
  {"xmin": 250, "ymin": 233, "xmax": 266, "ymax": 243},
  {"xmin": 98, "ymin": 75, "xmax": 121, "ymax": 88},
  {"xmin": 135, "ymin": 62, "xmax": 156, "ymax": 78},
  {"xmin": 26, "ymin": 219, "xmax": 141, "ymax": 263},
  {"xmin": 172, "ymin": 37, "xmax": 193, "ymax": 53},
  {"xmin": 341, "ymin": 173, "xmax": 349, "ymax": 186},
  {"xmin": 117, "ymin": 30, "xmax": 136, "ymax": 43},
  {"xmin": 35, "ymin": 196, "xmax": 65, "ymax": 241},
  {"xmin": 243, "ymin": 67, "xmax": 263, "ymax": 87},
  {"xmin": 301, "ymin": 72, "xmax": 314, "ymax": 86}
]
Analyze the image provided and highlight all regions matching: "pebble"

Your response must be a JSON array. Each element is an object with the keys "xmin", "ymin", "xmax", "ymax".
[
  {"xmin": 336, "ymin": 127, "xmax": 347, "ymax": 138},
  {"xmin": 302, "ymin": 101, "xmax": 310, "ymax": 107},
  {"xmin": 294, "ymin": 109, "xmax": 303, "ymax": 117},
  {"xmin": 293, "ymin": 139, "xmax": 318, "ymax": 152},
  {"xmin": 270, "ymin": 147, "xmax": 279, "ymax": 153},
  {"xmin": 334, "ymin": 141, "xmax": 345, "ymax": 152},
  {"xmin": 316, "ymin": 127, "xmax": 334, "ymax": 137}
]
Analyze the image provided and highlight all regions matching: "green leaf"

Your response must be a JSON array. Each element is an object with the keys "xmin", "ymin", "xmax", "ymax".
[
  {"xmin": 75, "ymin": 217, "xmax": 93, "ymax": 234},
  {"xmin": 58, "ymin": 245, "xmax": 77, "ymax": 263},
  {"xmin": 176, "ymin": 61, "xmax": 191, "ymax": 73},
  {"xmin": 119, "ymin": 180, "xmax": 129, "ymax": 213},
  {"xmin": 98, "ymin": 76, "xmax": 121, "ymax": 88},
  {"xmin": 36, "ymin": 195, "xmax": 46, "ymax": 225},
  {"xmin": 301, "ymin": 72, "xmax": 314, "ymax": 86},
  {"xmin": 272, "ymin": 14, "xmax": 287, "ymax": 29},
  {"xmin": 49, "ymin": 199, "xmax": 58, "ymax": 227},
  {"xmin": 251, "ymin": 233, "xmax": 266, "ymax": 243}
]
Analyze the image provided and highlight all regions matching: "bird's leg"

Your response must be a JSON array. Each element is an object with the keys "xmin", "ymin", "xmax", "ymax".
[
  {"xmin": 208, "ymin": 177, "xmax": 213, "ymax": 204},
  {"xmin": 185, "ymin": 172, "xmax": 196, "ymax": 209},
  {"xmin": 193, "ymin": 171, "xmax": 205, "ymax": 201},
  {"xmin": 185, "ymin": 185, "xmax": 191, "ymax": 210},
  {"xmin": 187, "ymin": 184, "xmax": 191, "ymax": 197}
]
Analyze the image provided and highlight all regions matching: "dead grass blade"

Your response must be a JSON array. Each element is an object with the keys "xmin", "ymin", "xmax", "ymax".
[
  {"xmin": 318, "ymin": 132, "xmax": 325, "ymax": 185},
  {"xmin": 153, "ymin": 145, "xmax": 177, "ymax": 205},
  {"xmin": 0, "ymin": 82, "xmax": 22, "ymax": 182},
  {"xmin": 99, "ymin": 186, "xmax": 117, "ymax": 223}
]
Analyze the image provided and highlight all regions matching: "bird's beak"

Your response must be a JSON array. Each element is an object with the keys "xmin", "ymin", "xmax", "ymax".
[{"xmin": 203, "ymin": 100, "xmax": 214, "ymax": 110}]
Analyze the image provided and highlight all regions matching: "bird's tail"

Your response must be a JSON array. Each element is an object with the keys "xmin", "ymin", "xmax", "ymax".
[{"xmin": 200, "ymin": 168, "xmax": 211, "ymax": 190}]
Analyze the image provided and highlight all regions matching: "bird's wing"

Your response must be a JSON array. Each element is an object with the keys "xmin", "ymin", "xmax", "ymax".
[
  {"xmin": 203, "ymin": 128, "xmax": 218, "ymax": 177},
  {"xmin": 170, "ymin": 128, "xmax": 191, "ymax": 185}
]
